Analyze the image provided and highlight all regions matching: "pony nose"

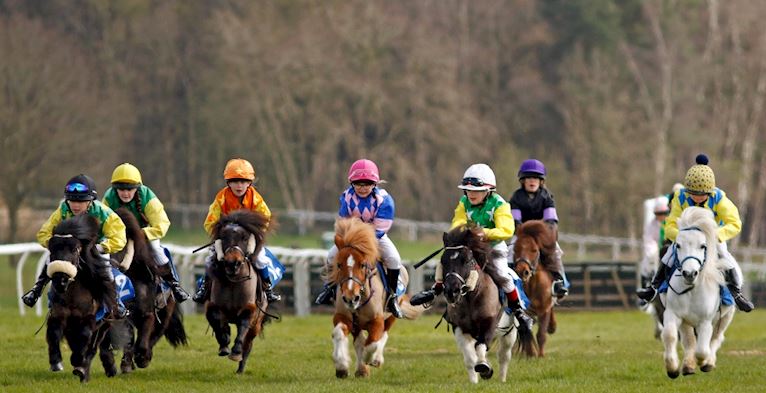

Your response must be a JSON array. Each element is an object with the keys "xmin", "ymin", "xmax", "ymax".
[{"xmin": 682, "ymin": 270, "xmax": 698, "ymax": 281}]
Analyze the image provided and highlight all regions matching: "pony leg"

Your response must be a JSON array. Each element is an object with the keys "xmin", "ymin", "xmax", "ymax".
[
  {"xmin": 70, "ymin": 322, "xmax": 95, "ymax": 383},
  {"xmin": 353, "ymin": 333, "xmax": 370, "ymax": 377},
  {"xmin": 46, "ymin": 318, "xmax": 65, "ymax": 372},
  {"xmin": 454, "ymin": 327, "xmax": 479, "ymax": 384},
  {"xmin": 680, "ymin": 324, "xmax": 696, "ymax": 375},
  {"xmin": 120, "ymin": 321, "xmax": 136, "ymax": 374},
  {"xmin": 537, "ymin": 311, "xmax": 551, "ymax": 357},
  {"xmin": 236, "ymin": 325, "xmax": 258, "ymax": 374},
  {"xmin": 135, "ymin": 311, "xmax": 155, "ymax": 368},
  {"xmin": 706, "ymin": 306, "xmax": 735, "ymax": 372},
  {"xmin": 474, "ymin": 341, "xmax": 493, "ymax": 380},
  {"xmin": 97, "ymin": 325, "xmax": 117, "ymax": 377},
  {"xmin": 206, "ymin": 305, "xmax": 231, "ymax": 356},
  {"xmin": 332, "ymin": 319, "xmax": 351, "ymax": 378},
  {"xmin": 363, "ymin": 316, "xmax": 385, "ymax": 367},
  {"xmin": 496, "ymin": 312, "xmax": 516, "ymax": 383},
  {"xmin": 229, "ymin": 307, "xmax": 254, "ymax": 362},
  {"xmin": 694, "ymin": 322, "xmax": 714, "ymax": 372},
  {"xmin": 661, "ymin": 312, "xmax": 681, "ymax": 379}
]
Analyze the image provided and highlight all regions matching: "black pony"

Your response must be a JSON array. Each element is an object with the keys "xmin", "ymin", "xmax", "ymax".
[
  {"xmin": 440, "ymin": 224, "xmax": 519, "ymax": 383},
  {"xmin": 206, "ymin": 209, "xmax": 272, "ymax": 374},
  {"xmin": 113, "ymin": 208, "xmax": 187, "ymax": 372},
  {"xmin": 45, "ymin": 214, "xmax": 119, "ymax": 382}
]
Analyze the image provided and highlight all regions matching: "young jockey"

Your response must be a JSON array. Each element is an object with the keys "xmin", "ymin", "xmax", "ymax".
[
  {"xmin": 508, "ymin": 159, "xmax": 569, "ymax": 299},
  {"xmin": 637, "ymin": 154, "xmax": 755, "ymax": 312},
  {"xmin": 410, "ymin": 163, "xmax": 534, "ymax": 333},
  {"xmin": 103, "ymin": 163, "xmax": 190, "ymax": 302},
  {"xmin": 314, "ymin": 159, "xmax": 404, "ymax": 318},
  {"xmin": 193, "ymin": 158, "xmax": 280, "ymax": 303},
  {"xmin": 22, "ymin": 174, "xmax": 127, "ymax": 317}
]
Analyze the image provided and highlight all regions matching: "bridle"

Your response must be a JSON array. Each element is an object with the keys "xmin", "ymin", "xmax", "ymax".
[
  {"xmin": 669, "ymin": 226, "xmax": 708, "ymax": 295},
  {"xmin": 337, "ymin": 246, "xmax": 375, "ymax": 309},
  {"xmin": 443, "ymin": 245, "xmax": 482, "ymax": 304}
]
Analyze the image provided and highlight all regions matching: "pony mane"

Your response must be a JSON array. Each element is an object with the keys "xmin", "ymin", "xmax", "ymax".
[
  {"xmin": 52, "ymin": 214, "xmax": 99, "ymax": 248},
  {"xmin": 334, "ymin": 218, "xmax": 380, "ymax": 266},
  {"xmin": 515, "ymin": 220, "xmax": 558, "ymax": 270},
  {"xmin": 443, "ymin": 223, "xmax": 509, "ymax": 288},
  {"xmin": 212, "ymin": 210, "xmax": 270, "ymax": 253},
  {"xmin": 115, "ymin": 208, "xmax": 154, "ymax": 269},
  {"xmin": 676, "ymin": 207, "xmax": 723, "ymax": 283}
]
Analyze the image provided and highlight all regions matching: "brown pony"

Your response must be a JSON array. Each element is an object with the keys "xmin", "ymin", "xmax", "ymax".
[
  {"xmin": 328, "ymin": 217, "xmax": 423, "ymax": 378},
  {"xmin": 512, "ymin": 220, "xmax": 559, "ymax": 357},
  {"xmin": 206, "ymin": 210, "xmax": 272, "ymax": 374}
]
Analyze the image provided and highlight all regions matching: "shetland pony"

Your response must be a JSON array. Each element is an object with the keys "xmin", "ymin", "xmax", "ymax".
[
  {"xmin": 511, "ymin": 220, "xmax": 559, "ymax": 357},
  {"xmin": 328, "ymin": 217, "xmax": 424, "ymax": 378},
  {"xmin": 660, "ymin": 207, "xmax": 735, "ymax": 378}
]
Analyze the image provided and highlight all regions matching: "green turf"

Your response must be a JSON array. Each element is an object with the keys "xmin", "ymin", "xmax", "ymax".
[{"xmin": 1, "ymin": 305, "xmax": 764, "ymax": 392}]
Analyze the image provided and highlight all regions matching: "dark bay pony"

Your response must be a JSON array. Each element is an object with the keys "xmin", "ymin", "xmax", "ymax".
[
  {"xmin": 206, "ymin": 209, "xmax": 272, "ymax": 374},
  {"xmin": 441, "ymin": 224, "xmax": 517, "ymax": 384},
  {"xmin": 327, "ymin": 217, "xmax": 425, "ymax": 378},
  {"xmin": 329, "ymin": 217, "xmax": 424, "ymax": 378},
  {"xmin": 113, "ymin": 208, "xmax": 187, "ymax": 372},
  {"xmin": 45, "ymin": 214, "xmax": 119, "ymax": 382},
  {"xmin": 511, "ymin": 220, "xmax": 558, "ymax": 357}
]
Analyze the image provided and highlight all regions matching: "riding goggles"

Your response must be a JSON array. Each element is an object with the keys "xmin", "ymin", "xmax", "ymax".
[
  {"xmin": 461, "ymin": 177, "xmax": 486, "ymax": 187},
  {"xmin": 65, "ymin": 182, "xmax": 90, "ymax": 193}
]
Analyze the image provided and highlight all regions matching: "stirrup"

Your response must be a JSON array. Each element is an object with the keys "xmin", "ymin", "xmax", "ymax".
[
  {"xmin": 314, "ymin": 285, "xmax": 336, "ymax": 305},
  {"xmin": 733, "ymin": 293, "xmax": 754, "ymax": 313},
  {"xmin": 192, "ymin": 287, "xmax": 208, "ymax": 304},
  {"xmin": 387, "ymin": 295, "xmax": 404, "ymax": 318},
  {"xmin": 265, "ymin": 289, "xmax": 281, "ymax": 302},
  {"xmin": 171, "ymin": 285, "xmax": 190, "ymax": 303}
]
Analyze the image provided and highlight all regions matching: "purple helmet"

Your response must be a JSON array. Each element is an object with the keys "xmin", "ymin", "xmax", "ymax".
[{"xmin": 517, "ymin": 159, "xmax": 546, "ymax": 180}]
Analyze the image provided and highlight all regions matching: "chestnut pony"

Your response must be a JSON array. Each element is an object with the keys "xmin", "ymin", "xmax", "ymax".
[
  {"xmin": 328, "ymin": 217, "xmax": 423, "ymax": 378},
  {"xmin": 511, "ymin": 220, "xmax": 558, "ymax": 357}
]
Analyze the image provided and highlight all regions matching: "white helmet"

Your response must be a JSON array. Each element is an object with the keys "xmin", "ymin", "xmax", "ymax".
[
  {"xmin": 458, "ymin": 163, "xmax": 496, "ymax": 191},
  {"xmin": 653, "ymin": 196, "xmax": 670, "ymax": 214}
]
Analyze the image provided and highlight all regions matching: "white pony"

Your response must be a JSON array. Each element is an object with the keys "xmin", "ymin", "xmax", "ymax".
[{"xmin": 660, "ymin": 206, "xmax": 735, "ymax": 378}]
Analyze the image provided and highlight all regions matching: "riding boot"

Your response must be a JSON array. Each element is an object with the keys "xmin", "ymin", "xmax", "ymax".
[
  {"xmin": 636, "ymin": 263, "xmax": 672, "ymax": 302},
  {"xmin": 157, "ymin": 264, "xmax": 190, "ymax": 303},
  {"xmin": 192, "ymin": 274, "xmax": 210, "ymax": 304},
  {"xmin": 724, "ymin": 268, "xmax": 754, "ymax": 312},
  {"xmin": 550, "ymin": 270, "xmax": 569, "ymax": 299},
  {"xmin": 385, "ymin": 268, "xmax": 404, "ymax": 318},
  {"xmin": 257, "ymin": 268, "xmax": 281, "ymax": 303},
  {"xmin": 22, "ymin": 269, "xmax": 50, "ymax": 307},
  {"xmin": 507, "ymin": 294, "xmax": 534, "ymax": 336},
  {"xmin": 314, "ymin": 283, "xmax": 337, "ymax": 305},
  {"xmin": 410, "ymin": 282, "xmax": 444, "ymax": 306}
]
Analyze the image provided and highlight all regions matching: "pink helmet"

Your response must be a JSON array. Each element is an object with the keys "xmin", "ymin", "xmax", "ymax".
[{"xmin": 347, "ymin": 159, "xmax": 380, "ymax": 183}]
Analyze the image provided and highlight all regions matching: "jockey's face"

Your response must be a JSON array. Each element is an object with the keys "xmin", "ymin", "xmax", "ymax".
[
  {"xmin": 116, "ymin": 188, "xmax": 138, "ymax": 203},
  {"xmin": 522, "ymin": 177, "xmax": 541, "ymax": 193},
  {"xmin": 690, "ymin": 194, "xmax": 709, "ymax": 205},
  {"xmin": 466, "ymin": 190, "xmax": 489, "ymax": 205},
  {"xmin": 351, "ymin": 181, "xmax": 375, "ymax": 198},
  {"xmin": 227, "ymin": 180, "xmax": 251, "ymax": 197},
  {"xmin": 67, "ymin": 200, "xmax": 90, "ymax": 215}
]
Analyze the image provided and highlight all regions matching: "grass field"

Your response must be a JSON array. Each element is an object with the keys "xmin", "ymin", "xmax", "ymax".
[{"xmin": 1, "ymin": 306, "xmax": 764, "ymax": 392}]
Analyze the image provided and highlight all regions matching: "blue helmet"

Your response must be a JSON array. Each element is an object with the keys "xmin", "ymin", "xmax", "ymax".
[{"xmin": 518, "ymin": 159, "xmax": 546, "ymax": 180}]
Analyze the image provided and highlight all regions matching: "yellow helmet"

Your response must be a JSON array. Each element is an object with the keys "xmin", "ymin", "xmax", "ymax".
[
  {"xmin": 223, "ymin": 158, "xmax": 256, "ymax": 181},
  {"xmin": 111, "ymin": 163, "xmax": 142, "ymax": 188},
  {"xmin": 683, "ymin": 154, "xmax": 715, "ymax": 195}
]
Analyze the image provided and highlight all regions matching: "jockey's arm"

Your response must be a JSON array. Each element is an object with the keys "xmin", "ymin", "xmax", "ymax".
[
  {"xmin": 484, "ymin": 203, "xmax": 515, "ymax": 242},
  {"xmin": 450, "ymin": 203, "xmax": 468, "ymax": 230},
  {"xmin": 716, "ymin": 195, "xmax": 742, "ymax": 242},
  {"xmin": 203, "ymin": 199, "xmax": 222, "ymax": 237},
  {"xmin": 36, "ymin": 208, "xmax": 63, "ymax": 248},
  {"xmin": 142, "ymin": 197, "xmax": 171, "ymax": 241},
  {"xmin": 100, "ymin": 212, "xmax": 127, "ymax": 254},
  {"xmin": 664, "ymin": 190, "xmax": 684, "ymax": 242}
]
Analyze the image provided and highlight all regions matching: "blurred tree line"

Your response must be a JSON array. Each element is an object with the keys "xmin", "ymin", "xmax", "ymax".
[{"xmin": 2, "ymin": 0, "xmax": 766, "ymax": 246}]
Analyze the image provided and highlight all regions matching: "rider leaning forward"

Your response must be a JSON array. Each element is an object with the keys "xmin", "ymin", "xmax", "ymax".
[{"xmin": 636, "ymin": 154, "xmax": 754, "ymax": 312}]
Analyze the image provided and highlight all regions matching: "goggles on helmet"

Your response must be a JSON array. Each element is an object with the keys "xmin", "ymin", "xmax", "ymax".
[
  {"xmin": 461, "ymin": 177, "xmax": 487, "ymax": 187},
  {"xmin": 65, "ymin": 182, "xmax": 90, "ymax": 193}
]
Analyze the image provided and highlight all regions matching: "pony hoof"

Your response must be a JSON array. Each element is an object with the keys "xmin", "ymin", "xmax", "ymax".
[
  {"xmin": 218, "ymin": 347, "xmax": 231, "ymax": 357},
  {"xmin": 701, "ymin": 364, "xmax": 715, "ymax": 372},
  {"xmin": 336, "ymin": 369, "xmax": 349, "ymax": 379},
  {"xmin": 355, "ymin": 369, "xmax": 370, "ymax": 378},
  {"xmin": 105, "ymin": 367, "xmax": 118, "ymax": 378},
  {"xmin": 667, "ymin": 370, "xmax": 680, "ymax": 379},
  {"xmin": 120, "ymin": 361, "xmax": 134, "ymax": 374},
  {"xmin": 474, "ymin": 363, "xmax": 493, "ymax": 380},
  {"xmin": 73, "ymin": 367, "xmax": 88, "ymax": 382},
  {"xmin": 228, "ymin": 353, "xmax": 243, "ymax": 362},
  {"xmin": 682, "ymin": 366, "xmax": 695, "ymax": 376},
  {"xmin": 50, "ymin": 362, "xmax": 64, "ymax": 372}
]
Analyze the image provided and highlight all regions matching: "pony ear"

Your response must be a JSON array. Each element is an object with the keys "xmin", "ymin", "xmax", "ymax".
[
  {"xmin": 214, "ymin": 239, "xmax": 224, "ymax": 261},
  {"xmin": 247, "ymin": 234, "xmax": 256, "ymax": 254},
  {"xmin": 442, "ymin": 232, "xmax": 449, "ymax": 244},
  {"xmin": 334, "ymin": 234, "xmax": 344, "ymax": 249}
]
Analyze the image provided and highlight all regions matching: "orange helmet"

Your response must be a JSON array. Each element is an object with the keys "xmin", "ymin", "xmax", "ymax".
[{"xmin": 223, "ymin": 158, "xmax": 256, "ymax": 181}]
